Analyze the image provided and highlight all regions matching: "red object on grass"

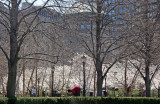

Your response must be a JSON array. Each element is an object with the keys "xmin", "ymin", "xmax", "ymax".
[{"xmin": 70, "ymin": 86, "xmax": 80, "ymax": 96}]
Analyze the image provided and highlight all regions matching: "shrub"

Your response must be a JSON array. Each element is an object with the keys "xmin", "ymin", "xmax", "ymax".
[{"xmin": 0, "ymin": 97, "xmax": 160, "ymax": 104}]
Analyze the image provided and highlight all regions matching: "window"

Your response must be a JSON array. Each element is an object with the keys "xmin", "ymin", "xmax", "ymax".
[
  {"xmin": 152, "ymin": 5, "xmax": 157, "ymax": 9},
  {"xmin": 132, "ymin": 24, "xmax": 135, "ymax": 27},
  {"xmin": 119, "ymin": 20, "xmax": 123, "ymax": 24},
  {"xmin": 82, "ymin": 47, "xmax": 85, "ymax": 51},
  {"xmin": 87, "ymin": 25, "xmax": 90, "ymax": 29},
  {"xmin": 119, "ymin": 15, "xmax": 122, "ymax": 18},
  {"xmin": 87, "ymin": 33, "xmax": 90, "ymax": 36},
  {"xmin": 116, "ymin": 21, "xmax": 119, "ymax": 24},
  {"xmin": 92, "ymin": 24, "xmax": 96, "ymax": 28},
  {"xmin": 115, "ymin": 9, "xmax": 118, "ymax": 13},
  {"xmin": 119, "ymin": 8, "xmax": 123, "ymax": 13},
  {"xmin": 105, "ymin": 1, "xmax": 107, "ymax": 4},
  {"xmin": 81, "ymin": 25, "xmax": 84, "ymax": 29},
  {"xmin": 131, "ymin": 6, "xmax": 134, "ymax": 10},
  {"xmin": 111, "ymin": 27, "xmax": 114, "ymax": 31},
  {"xmin": 123, "ymin": 7, "xmax": 127, "ymax": 12},
  {"xmin": 84, "ymin": 0, "xmax": 89, "ymax": 2},
  {"xmin": 54, "ymin": 15, "xmax": 57, "ymax": 18},
  {"xmin": 136, "ymin": 8, "xmax": 141, "ymax": 13},
  {"xmin": 107, "ymin": 27, "xmax": 109, "ymax": 30},
  {"xmin": 112, "ymin": 10, "xmax": 115, "ymax": 14}
]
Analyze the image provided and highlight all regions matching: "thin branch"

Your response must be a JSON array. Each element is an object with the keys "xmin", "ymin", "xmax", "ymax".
[
  {"xmin": 18, "ymin": 57, "xmax": 58, "ymax": 64},
  {"xmin": 102, "ymin": 59, "xmax": 118, "ymax": 80},
  {"xmin": 18, "ymin": 0, "xmax": 50, "ymax": 25},
  {"xmin": 18, "ymin": 0, "xmax": 37, "ymax": 13},
  {"xmin": 150, "ymin": 64, "xmax": 160, "ymax": 83},
  {"xmin": 0, "ymin": 9, "xmax": 10, "ymax": 21},
  {"xmin": 129, "ymin": 59, "xmax": 145, "ymax": 81},
  {"xmin": 19, "ymin": 52, "xmax": 59, "ymax": 59},
  {"xmin": 0, "ymin": 45, "xmax": 10, "ymax": 61},
  {"xmin": 0, "ymin": 20, "xmax": 10, "ymax": 33}
]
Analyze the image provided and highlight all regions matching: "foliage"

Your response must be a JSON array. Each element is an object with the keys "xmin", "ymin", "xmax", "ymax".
[{"xmin": 0, "ymin": 97, "xmax": 160, "ymax": 104}]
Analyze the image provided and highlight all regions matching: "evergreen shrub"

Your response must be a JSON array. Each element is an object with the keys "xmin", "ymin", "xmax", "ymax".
[{"xmin": 0, "ymin": 97, "xmax": 159, "ymax": 104}]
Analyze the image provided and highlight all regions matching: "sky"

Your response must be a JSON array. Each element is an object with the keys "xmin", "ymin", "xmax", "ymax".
[
  {"xmin": 25, "ymin": 0, "xmax": 75, "ymax": 6},
  {"xmin": 0, "ymin": 0, "xmax": 75, "ymax": 13},
  {"xmin": 26, "ymin": 0, "xmax": 47, "ymax": 6},
  {"xmin": 22, "ymin": 0, "xmax": 76, "ymax": 13}
]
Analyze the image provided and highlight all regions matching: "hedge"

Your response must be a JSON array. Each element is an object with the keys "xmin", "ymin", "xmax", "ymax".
[{"xmin": 0, "ymin": 97, "xmax": 160, "ymax": 104}]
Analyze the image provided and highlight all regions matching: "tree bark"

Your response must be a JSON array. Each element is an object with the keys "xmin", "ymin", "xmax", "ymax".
[
  {"xmin": 27, "ymin": 60, "xmax": 37, "ymax": 90},
  {"xmin": 143, "ymin": 0, "xmax": 151, "ymax": 97},
  {"xmin": 7, "ymin": 0, "xmax": 19, "ymax": 97},
  {"xmin": 95, "ymin": 0, "xmax": 103, "ymax": 96},
  {"xmin": 124, "ymin": 59, "xmax": 128, "ymax": 96},
  {"xmin": 94, "ymin": 69, "xmax": 96, "ymax": 96},
  {"xmin": 96, "ymin": 63, "xmax": 103, "ymax": 96},
  {"xmin": 7, "ymin": 63, "xmax": 17, "ymax": 97},
  {"xmin": 97, "ymin": 70, "xmax": 102, "ymax": 96},
  {"xmin": 23, "ymin": 61, "xmax": 26, "ymax": 96},
  {"xmin": 145, "ymin": 63, "xmax": 151, "ymax": 97}
]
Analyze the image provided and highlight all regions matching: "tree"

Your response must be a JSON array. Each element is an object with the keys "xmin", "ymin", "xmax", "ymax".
[
  {"xmin": 0, "ymin": 0, "xmax": 62, "ymax": 97},
  {"xmin": 126, "ymin": 0, "xmax": 160, "ymax": 97},
  {"xmin": 66, "ymin": 0, "xmax": 127, "ymax": 96}
]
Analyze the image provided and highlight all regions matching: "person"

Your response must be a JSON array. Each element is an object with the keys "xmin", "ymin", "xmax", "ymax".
[
  {"xmin": 28, "ymin": 89, "xmax": 31, "ymax": 97},
  {"xmin": 68, "ymin": 86, "xmax": 81, "ymax": 96},
  {"xmin": 142, "ymin": 90, "xmax": 146, "ymax": 97},
  {"xmin": 31, "ymin": 87, "xmax": 36, "ymax": 97},
  {"xmin": 42, "ymin": 90, "xmax": 45, "ymax": 97}
]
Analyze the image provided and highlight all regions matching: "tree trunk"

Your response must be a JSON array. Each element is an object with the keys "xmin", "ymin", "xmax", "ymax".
[
  {"xmin": 145, "ymin": 80, "xmax": 151, "ymax": 97},
  {"xmin": 7, "ymin": 30, "xmax": 18, "ymax": 97},
  {"xmin": 41, "ymin": 69, "xmax": 47, "ymax": 92},
  {"xmin": 94, "ymin": 69, "xmax": 96, "ymax": 96},
  {"xmin": 96, "ymin": 63, "xmax": 103, "ymax": 96},
  {"xmin": 16, "ymin": 68, "xmax": 23, "ymax": 94},
  {"xmin": 0, "ymin": 76, "xmax": 6, "ymax": 97},
  {"xmin": 97, "ymin": 70, "xmax": 102, "ymax": 96},
  {"xmin": 95, "ymin": 0, "xmax": 103, "ymax": 96},
  {"xmin": 124, "ymin": 59, "xmax": 128, "ymax": 96},
  {"xmin": 23, "ymin": 61, "xmax": 26, "ymax": 96},
  {"xmin": 35, "ymin": 67, "xmax": 38, "ymax": 96},
  {"xmin": 145, "ymin": 65, "xmax": 151, "ymax": 97},
  {"xmin": 27, "ymin": 60, "xmax": 37, "ymax": 90},
  {"xmin": 7, "ymin": 63, "xmax": 17, "ymax": 97},
  {"xmin": 7, "ymin": 0, "xmax": 18, "ymax": 97},
  {"xmin": 143, "ymin": 0, "xmax": 151, "ymax": 97}
]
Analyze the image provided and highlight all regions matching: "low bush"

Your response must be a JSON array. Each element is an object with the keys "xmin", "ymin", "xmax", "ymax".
[{"xmin": 0, "ymin": 97, "xmax": 160, "ymax": 104}]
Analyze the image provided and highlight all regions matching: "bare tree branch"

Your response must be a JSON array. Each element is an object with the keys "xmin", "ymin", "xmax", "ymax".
[
  {"xmin": 0, "ymin": 45, "xmax": 10, "ymax": 61},
  {"xmin": 18, "ymin": 57, "xmax": 58, "ymax": 64}
]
